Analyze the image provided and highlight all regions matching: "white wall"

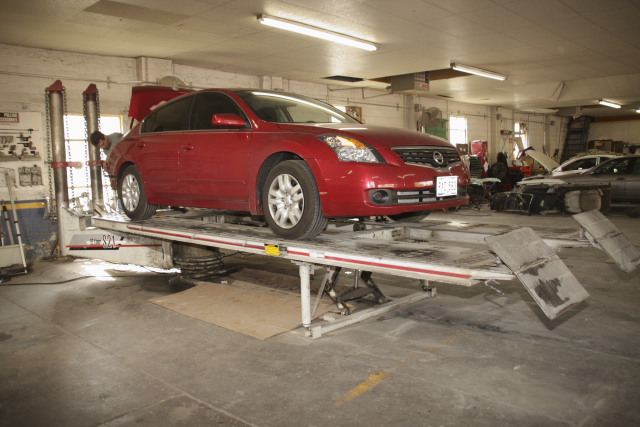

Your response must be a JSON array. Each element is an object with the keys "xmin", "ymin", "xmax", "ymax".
[
  {"xmin": 590, "ymin": 120, "xmax": 640, "ymax": 146},
  {"xmin": 0, "ymin": 41, "xmax": 576, "ymax": 202}
]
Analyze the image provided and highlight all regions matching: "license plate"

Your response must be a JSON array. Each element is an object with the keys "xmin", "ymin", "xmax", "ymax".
[{"xmin": 436, "ymin": 176, "xmax": 458, "ymax": 197}]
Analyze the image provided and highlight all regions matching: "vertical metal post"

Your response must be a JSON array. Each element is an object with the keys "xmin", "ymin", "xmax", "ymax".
[
  {"xmin": 47, "ymin": 80, "xmax": 68, "ymax": 256},
  {"xmin": 48, "ymin": 80, "xmax": 68, "ymax": 210},
  {"xmin": 298, "ymin": 262, "xmax": 312, "ymax": 328},
  {"xmin": 83, "ymin": 84, "xmax": 103, "ymax": 207}
]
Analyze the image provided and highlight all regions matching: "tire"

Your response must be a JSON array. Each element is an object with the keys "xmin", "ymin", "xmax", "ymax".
[
  {"xmin": 262, "ymin": 160, "xmax": 327, "ymax": 239},
  {"xmin": 117, "ymin": 164, "xmax": 157, "ymax": 220},
  {"xmin": 386, "ymin": 211, "xmax": 431, "ymax": 222}
]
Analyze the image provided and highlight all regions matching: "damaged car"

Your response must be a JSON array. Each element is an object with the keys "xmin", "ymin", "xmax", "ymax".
[{"xmin": 497, "ymin": 154, "xmax": 640, "ymax": 214}]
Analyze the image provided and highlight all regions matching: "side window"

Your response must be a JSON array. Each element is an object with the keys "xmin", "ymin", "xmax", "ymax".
[
  {"xmin": 141, "ymin": 96, "xmax": 192, "ymax": 133},
  {"xmin": 598, "ymin": 159, "xmax": 630, "ymax": 174},
  {"xmin": 190, "ymin": 93, "xmax": 246, "ymax": 130},
  {"xmin": 566, "ymin": 158, "xmax": 595, "ymax": 171}
]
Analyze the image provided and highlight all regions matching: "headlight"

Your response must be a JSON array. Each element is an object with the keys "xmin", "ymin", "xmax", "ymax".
[{"xmin": 317, "ymin": 134, "xmax": 384, "ymax": 163}]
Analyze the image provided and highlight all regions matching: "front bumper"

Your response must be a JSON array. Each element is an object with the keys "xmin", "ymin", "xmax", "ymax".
[{"xmin": 314, "ymin": 159, "xmax": 470, "ymax": 217}]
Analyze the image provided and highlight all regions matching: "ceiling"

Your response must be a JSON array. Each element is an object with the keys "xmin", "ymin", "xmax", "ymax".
[{"xmin": 2, "ymin": 0, "xmax": 640, "ymax": 118}]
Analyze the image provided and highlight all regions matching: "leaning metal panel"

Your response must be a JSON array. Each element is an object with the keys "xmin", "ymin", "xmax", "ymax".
[
  {"xmin": 573, "ymin": 209, "xmax": 640, "ymax": 274},
  {"xmin": 485, "ymin": 227, "xmax": 590, "ymax": 320}
]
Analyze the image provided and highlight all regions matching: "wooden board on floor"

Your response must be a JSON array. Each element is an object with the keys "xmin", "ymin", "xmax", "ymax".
[{"xmin": 150, "ymin": 279, "xmax": 333, "ymax": 340}]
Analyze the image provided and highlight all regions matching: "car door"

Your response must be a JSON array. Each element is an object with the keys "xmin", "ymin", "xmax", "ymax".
[
  {"xmin": 179, "ymin": 92, "xmax": 252, "ymax": 206},
  {"xmin": 578, "ymin": 157, "xmax": 633, "ymax": 202},
  {"xmin": 624, "ymin": 157, "xmax": 640, "ymax": 203},
  {"xmin": 135, "ymin": 95, "xmax": 192, "ymax": 199}
]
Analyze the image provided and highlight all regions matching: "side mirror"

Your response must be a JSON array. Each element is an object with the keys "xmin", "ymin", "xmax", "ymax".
[{"xmin": 211, "ymin": 113, "xmax": 246, "ymax": 128}]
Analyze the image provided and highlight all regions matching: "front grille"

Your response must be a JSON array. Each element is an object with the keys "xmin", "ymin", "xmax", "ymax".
[
  {"xmin": 392, "ymin": 146, "xmax": 461, "ymax": 168},
  {"xmin": 369, "ymin": 188, "xmax": 466, "ymax": 205},
  {"xmin": 394, "ymin": 189, "xmax": 460, "ymax": 204}
]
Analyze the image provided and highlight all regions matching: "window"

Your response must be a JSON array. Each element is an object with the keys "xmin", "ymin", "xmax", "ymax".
[
  {"xmin": 142, "ymin": 96, "xmax": 192, "ymax": 133},
  {"xmin": 235, "ymin": 91, "xmax": 358, "ymax": 124},
  {"xmin": 64, "ymin": 114, "xmax": 122, "ymax": 212},
  {"xmin": 514, "ymin": 122, "xmax": 528, "ymax": 158},
  {"xmin": 598, "ymin": 158, "xmax": 631, "ymax": 175},
  {"xmin": 449, "ymin": 116, "xmax": 467, "ymax": 146},
  {"xmin": 190, "ymin": 93, "xmax": 246, "ymax": 130},
  {"xmin": 564, "ymin": 158, "xmax": 597, "ymax": 171}
]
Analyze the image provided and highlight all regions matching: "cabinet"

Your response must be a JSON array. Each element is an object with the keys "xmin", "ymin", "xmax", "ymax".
[{"xmin": 587, "ymin": 139, "xmax": 624, "ymax": 153}]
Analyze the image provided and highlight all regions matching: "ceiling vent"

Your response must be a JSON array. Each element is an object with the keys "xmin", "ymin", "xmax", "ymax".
[{"xmin": 390, "ymin": 72, "xmax": 430, "ymax": 94}]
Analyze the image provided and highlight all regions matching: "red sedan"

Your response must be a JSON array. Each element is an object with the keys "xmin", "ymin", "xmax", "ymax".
[{"xmin": 106, "ymin": 88, "xmax": 470, "ymax": 239}]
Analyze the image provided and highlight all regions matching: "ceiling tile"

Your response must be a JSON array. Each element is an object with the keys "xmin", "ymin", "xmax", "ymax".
[{"xmin": 504, "ymin": 0, "xmax": 578, "ymax": 24}]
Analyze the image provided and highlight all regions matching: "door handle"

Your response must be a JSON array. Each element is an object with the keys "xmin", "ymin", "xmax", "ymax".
[
  {"xmin": 135, "ymin": 141, "xmax": 146, "ymax": 148},
  {"xmin": 181, "ymin": 144, "xmax": 194, "ymax": 151}
]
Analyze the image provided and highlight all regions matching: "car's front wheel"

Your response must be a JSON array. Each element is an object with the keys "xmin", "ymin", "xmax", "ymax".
[
  {"xmin": 118, "ymin": 164, "xmax": 157, "ymax": 220},
  {"xmin": 262, "ymin": 160, "xmax": 327, "ymax": 239}
]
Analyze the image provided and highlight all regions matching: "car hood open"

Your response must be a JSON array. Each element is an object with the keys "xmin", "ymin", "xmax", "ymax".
[{"xmin": 524, "ymin": 149, "xmax": 560, "ymax": 171}]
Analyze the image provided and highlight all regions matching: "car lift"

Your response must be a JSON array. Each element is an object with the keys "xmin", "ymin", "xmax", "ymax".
[
  {"xmin": 47, "ymin": 81, "xmax": 640, "ymax": 338},
  {"xmin": 58, "ymin": 208, "xmax": 639, "ymax": 338}
]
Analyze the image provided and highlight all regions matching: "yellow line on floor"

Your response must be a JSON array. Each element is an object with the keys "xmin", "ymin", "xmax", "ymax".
[
  {"xmin": 333, "ymin": 329, "xmax": 473, "ymax": 407},
  {"xmin": 334, "ymin": 371, "xmax": 391, "ymax": 407}
]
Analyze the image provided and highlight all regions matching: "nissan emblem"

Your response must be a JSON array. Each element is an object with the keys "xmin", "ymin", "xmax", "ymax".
[{"xmin": 433, "ymin": 151, "xmax": 445, "ymax": 165}]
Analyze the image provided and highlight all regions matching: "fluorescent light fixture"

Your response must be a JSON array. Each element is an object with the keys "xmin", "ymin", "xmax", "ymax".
[
  {"xmin": 598, "ymin": 99, "xmax": 621, "ymax": 109},
  {"xmin": 257, "ymin": 14, "xmax": 378, "ymax": 51},
  {"xmin": 636, "ymin": 109, "xmax": 640, "ymax": 114},
  {"xmin": 450, "ymin": 63, "xmax": 507, "ymax": 81}
]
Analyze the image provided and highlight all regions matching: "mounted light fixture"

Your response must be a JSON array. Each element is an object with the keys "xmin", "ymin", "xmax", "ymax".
[
  {"xmin": 598, "ymin": 99, "xmax": 621, "ymax": 109},
  {"xmin": 450, "ymin": 63, "xmax": 507, "ymax": 81},
  {"xmin": 257, "ymin": 14, "xmax": 378, "ymax": 51},
  {"xmin": 636, "ymin": 109, "xmax": 640, "ymax": 114}
]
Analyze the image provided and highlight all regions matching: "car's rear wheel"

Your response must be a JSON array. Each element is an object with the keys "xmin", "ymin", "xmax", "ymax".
[
  {"xmin": 386, "ymin": 211, "xmax": 431, "ymax": 222},
  {"xmin": 263, "ymin": 160, "xmax": 327, "ymax": 239},
  {"xmin": 118, "ymin": 164, "xmax": 157, "ymax": 220}
]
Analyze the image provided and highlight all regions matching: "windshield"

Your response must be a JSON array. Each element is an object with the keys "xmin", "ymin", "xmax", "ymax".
[{"xmin": 234, "ymin": 90, "xmax": 360, "ymax": 124}]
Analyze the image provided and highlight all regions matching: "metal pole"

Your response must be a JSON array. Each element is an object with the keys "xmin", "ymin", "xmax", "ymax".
[
  {"xmin": 48, "ymin": 81, "xmax": 68, "ymax": 209},
  {"xmin": 47, "ymin": 80, "xmax": 68, "ymax": 257},
  {"xmin": 298, "ymin": 262, "xmax": 312, "ymax": 328},
  {"xmin": 84, "ymin": 84, "xmax": 104, "ymax": 207}
]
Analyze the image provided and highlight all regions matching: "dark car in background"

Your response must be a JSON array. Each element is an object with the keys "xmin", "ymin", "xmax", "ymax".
[
  {"xmin": 106, "ymin": 88, "xmax": 470, "ymax": 239},
  {"xmin": 559, "ymin": 154, "xmax": 640, "ymax": 205},
  {"xmin": 517, "ymin": 154, "xmax": 640, "ymax": 214}
]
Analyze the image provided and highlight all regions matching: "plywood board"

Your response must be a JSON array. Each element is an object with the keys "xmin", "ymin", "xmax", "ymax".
[{"xmin": 150, "ymin": 280, "xmax": 333, "ymax": 340}]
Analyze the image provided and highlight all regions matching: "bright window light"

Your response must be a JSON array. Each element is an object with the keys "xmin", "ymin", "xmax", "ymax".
[
  {"xmin": 449, "ymin": 116, "xmax": 468, "ymax": 146},
  {"xmin": 65, "ymin": 114, "xmax": 122, "ymax": 211}
]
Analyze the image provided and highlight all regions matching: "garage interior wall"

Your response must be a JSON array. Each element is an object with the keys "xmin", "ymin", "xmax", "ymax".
[
  {"xmin": 589, "ymin": 120, "xmax": 640, "ymax": 146},
  {"xmin": 0, "ymin": 42, "xmax": 574, "ymax": 260}
]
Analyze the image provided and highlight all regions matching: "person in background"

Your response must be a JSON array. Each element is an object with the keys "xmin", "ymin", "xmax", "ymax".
[{"xmin": 90, "ymin": 131, "xmax": 123, "ymax": 157}]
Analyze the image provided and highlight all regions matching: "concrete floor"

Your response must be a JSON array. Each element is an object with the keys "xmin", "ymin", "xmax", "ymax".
[{"xmin": 1, "ymin": 208, "xmax": 639, "ymax": 426}]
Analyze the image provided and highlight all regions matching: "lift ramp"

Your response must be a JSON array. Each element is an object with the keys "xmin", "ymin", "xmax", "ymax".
[
  {"xmin": 92, "ymin": 213, "xmax": 515, "ymax": 287},
  {"xmin": 80, "ymin": 210, "xmax": 632, "ymax": 337}
]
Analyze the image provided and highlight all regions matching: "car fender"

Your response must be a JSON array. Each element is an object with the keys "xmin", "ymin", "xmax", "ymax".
[{"xmin": 246, "ymin": 133, "xmax": 340, "ymax": 214}]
